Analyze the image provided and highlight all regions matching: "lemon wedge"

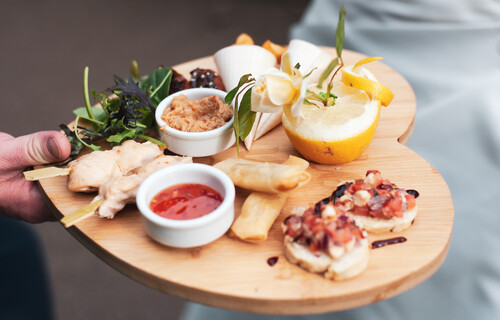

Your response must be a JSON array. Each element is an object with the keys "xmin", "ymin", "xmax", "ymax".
[
  {"xmin": 282, "ymin": 81, "xmax": 381, "ymax": 164},
  {"xmin": 341, "ymin": 57, "xmax": 394, "ymax": 106}
]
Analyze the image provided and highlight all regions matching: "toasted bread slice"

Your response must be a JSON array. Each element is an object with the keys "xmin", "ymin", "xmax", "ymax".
[
  {"xmin": 346, "ymin": 206, "xmax": 417, "ymax": 234},
  {"xmin": 284, "ymin": 236, "xmax": 369, "ymax": 280}
]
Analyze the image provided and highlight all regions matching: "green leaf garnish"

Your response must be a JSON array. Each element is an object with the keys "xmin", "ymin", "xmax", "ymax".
[
  {"xmin": 73, "ymin": 116, "xmax": 101, "ymax": 152},
  {"xmin": 304, "ymin": 98, "xmax": 321, "ymax": 107},
  {"xmin": 318, "ymin": 91, "xmax": 338, "ymax": 100},
  {"xmin": 304, "ymin": 89, "xmax": 338, "ymax": 107},
  {"xmin": 225, "ymin": 74, "xmax": 253, "ymax": 106},
  {"xmin": 316, "ymin": 5, "xmax": 346, "ymax": 106},
  {"xmin": 326, "ymin": 83, "xmax": 334, "ymax": 106},
  {"xmin": 317, "ymin": 58, "xmax": 338, "ymax": 89},
  {"xmin": 226, "ymin": 74, "xmax": 256, "ymax": 156},
  {"xmin": 83, "ymin": 67, "xmax": 95, "ymax": 120},
  {"xmin": 130, "ymin": 60, "xmax": 140, "ymax": 82},
  {"xmin": 59, "ymin": 124, "xmax": 89, "ymax": 160},
  {"xmin": 303, "ymin": 67, "xmax": 317, "ymax": 80},
  {"xmin": 336, "ymin": 5, "xmax": 346, "ymax": 59},
  {"xmin": 142, "ymin": 67, "xmax": 172, "ymax": 107},
  {"xmin": 106, "ymin": 128, "xmax": 136, "ymax": 144},
  {"xmin": 237, "ymin": 88, "xmax": 256, "ymax": 141},
  {"xmin": 136, "ymin": 134, "xmax": 165, "ymax": 147},
  {"xmin": 73, "ymin": 107, "xmax": 106, "ymax": 122}
]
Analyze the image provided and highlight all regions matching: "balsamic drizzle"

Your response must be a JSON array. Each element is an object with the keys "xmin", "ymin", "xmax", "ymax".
[{"xmin": 371, "ymin": 237, "xmax": 407, "ymax": 249}]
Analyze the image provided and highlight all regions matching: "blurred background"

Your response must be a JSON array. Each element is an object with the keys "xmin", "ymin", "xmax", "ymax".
[{"xmin": 0, "ymin": 0, "xmax": 310, "ymax": 319}]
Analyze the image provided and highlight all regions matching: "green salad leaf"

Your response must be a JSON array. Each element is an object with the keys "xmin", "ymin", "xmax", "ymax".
[
  {"xmin": 141, "ymin": 67, "xmax": 173, "ymax": 107},
  {"xmin": 72, "ymin": 107, "xmax": 106, "ymax": 121},
  {"xmin": 63, "ymin": 65, "xmax": 167, "ymax": 156}
]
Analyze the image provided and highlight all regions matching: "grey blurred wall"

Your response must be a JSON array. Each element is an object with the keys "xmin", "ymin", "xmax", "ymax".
[{"xmin": 0, "ymin": 1, "xmax": 309, "ymax": 319}]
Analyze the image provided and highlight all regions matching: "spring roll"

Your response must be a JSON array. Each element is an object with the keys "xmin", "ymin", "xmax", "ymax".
[
  {"xmin": 232, "ymin": 192, "xmax": 289, "ymax": 241},
  {"xmin": 214, "ymin": 155, "xmax": 311, "ymax": 193}
]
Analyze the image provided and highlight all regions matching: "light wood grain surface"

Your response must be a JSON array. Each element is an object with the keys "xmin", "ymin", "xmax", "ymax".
[{"xmin": 38, "ymin": 49, "xmax": 453, "ymax": 315}]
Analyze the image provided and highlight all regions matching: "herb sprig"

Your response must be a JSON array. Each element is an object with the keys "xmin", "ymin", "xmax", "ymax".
[{"xmin": 306, "ymin": 5, "xmax": 346, "ymax": 107}]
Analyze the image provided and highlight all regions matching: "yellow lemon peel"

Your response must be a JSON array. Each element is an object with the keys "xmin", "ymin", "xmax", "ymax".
[
  {"xmin": 353, "ymin": 56, "xmax": 384, "ymax": 71},
  {"xmin": 341, "ymin": 57, "xmax": 394, "ymax": 107}
]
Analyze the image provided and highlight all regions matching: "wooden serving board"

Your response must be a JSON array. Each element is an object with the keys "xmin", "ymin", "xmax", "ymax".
[{"xmin": 38, "ymin": 49, "xmax": 453, "ymax": 315}]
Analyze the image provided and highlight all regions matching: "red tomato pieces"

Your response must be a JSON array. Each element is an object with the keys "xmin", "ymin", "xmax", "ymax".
[
  {"xmin": 333, "ymin": 171, "xmax": 417, "ymax": 220},
  {"xmin": 283, "ymin": 206, "xmax": 366, "ymax": 254}
]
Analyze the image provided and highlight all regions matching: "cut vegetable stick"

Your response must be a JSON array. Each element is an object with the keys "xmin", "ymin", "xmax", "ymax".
[
  {"xmin": 254, "ymin": 111, "xmax": 282, "ymax": 141},
  {"xmin": 231, "ymin": 192, "xmax": 289, "ymax": 241},
  {"xmin": 244, "ymin": 112, "xmax": 262, "ymax": 150},
  {"xmin": 23, "ymin": 167, "xmax": 71, "ymax": 181},
  {"xmin": 60, "ymin": 199, "xmax": 104, "ymax": 228}
]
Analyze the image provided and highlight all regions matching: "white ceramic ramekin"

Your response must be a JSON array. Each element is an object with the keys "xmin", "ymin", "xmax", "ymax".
[
  {"xmin": 136, "ymin": 163, "xmax": 235, "ymax": 248},
  {"xmin": 155, "ymin": 88, "xmax": 235, "ymax": 157}
]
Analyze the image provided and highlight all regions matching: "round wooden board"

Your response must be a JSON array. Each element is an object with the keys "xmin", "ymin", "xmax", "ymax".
[{"xmin": 38, "ymin": 49, "xmax": 453, "ymax": 315}]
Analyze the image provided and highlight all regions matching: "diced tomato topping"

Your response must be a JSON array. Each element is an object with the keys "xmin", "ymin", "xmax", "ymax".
[
  {"xmin": 335, "ymin": 198, "xmax": 353, "ymax": 212},
  {"xmin": 381, "ymin": 205, "xmax": 393, "ymax": 218},
  {"xmin": 406, "ymin": 194, "xmax": 416, "ymax": 210},
  {"xmin": 334, "ymin": 205, "xmax": 347, "ymax": 215},
  {"xmin": 309, "ymin": 240, "xmax": 320, "ymax": 253},
  {"xmin": 331, "ymin": 228, "xmax": 353, "ymax": 244},
  {"xmin": 349, "ymin": 225, "xmax": 365, "ymax": 239},
  {"xmin": 376, "ymin": 189, "xmax": 391, "ymax": 198},
  {"xmin": 382, "ymin": 197, "xmax": 404, "ymax": 218},
  {"xmin": 353, "ymin": 205, "xmax": 370, "ymax": 217},
  {"xmin": 367, "ymin": 171, "xmax": 383, "ymax": 188},
  {"xmin": 347, "ymin": 181, "xmax": 369, "ymax": 194},
  {"xmin": 310, "ymin": 220, "xmax": 325, "ymax": 234},
  {"xmin": 347, "ymin": 184, "xmax": 355, "ymax": 194},
  {"xmin": 366, "ymin": 170, "xmax": 381, "ymax": 176},
  {"xmin": 388, "ymin": 197, "xmax": 402, "ymax": 212},
  {"xmin": 284, "ymin": 215, "xmax": 303, "ymax": 237},
  {"xmin": 303, "ymin": 214, "xmax": 317, "ymax": 225},
  {"xmin": 325, "ymin": 222, "xmax": 337, "ymax": 238},
  {"xmin": 302, "ymin": 207, "xmax": 315, "ymax": 218},
  {"xmin": 369, "ymin": 209, "xmax": 385, "ymax": 219},
  {"xmin": 284, "ymin": 170, "xmax": 417, "ymax": 257},
  {"xmin": 389, "ymin": 197, "xmax": 403, "ymax": 215}
]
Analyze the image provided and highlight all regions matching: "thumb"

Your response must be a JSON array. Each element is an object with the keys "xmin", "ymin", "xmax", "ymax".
[{"xmin": 2, "ymin": 131, "xmax": 71, "ymax": 168}]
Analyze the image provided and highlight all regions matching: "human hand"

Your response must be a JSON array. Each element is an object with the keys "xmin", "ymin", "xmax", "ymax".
[{"xmin": 0, "ymin": 131, "xmax": 71, "ymax": 223}]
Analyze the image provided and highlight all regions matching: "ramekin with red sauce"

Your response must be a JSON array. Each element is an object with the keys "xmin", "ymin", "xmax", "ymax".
[{"xmin": 136, "ymin": 163, "xmax": 235, "ymax": 248}]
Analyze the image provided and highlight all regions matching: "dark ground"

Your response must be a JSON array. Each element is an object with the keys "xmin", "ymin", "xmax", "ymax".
[{"xmin": 0, "ymin": 1, "xmax": 311, "ymax": 319}]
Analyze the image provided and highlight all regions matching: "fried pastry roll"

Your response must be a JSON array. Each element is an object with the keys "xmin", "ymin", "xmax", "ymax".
[
  {"xmin": 214, "ymin": 155, "xmax": 311, "ymax": 193},
  {"xmin": 231, "ymin": 192, "xmax": 289, "ymax": 241}
]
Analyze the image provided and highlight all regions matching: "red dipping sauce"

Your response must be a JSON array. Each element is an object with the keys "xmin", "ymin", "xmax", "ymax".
[{"xmin": 149, "ymin": 183, "xmax": 223, "ymax": 220}]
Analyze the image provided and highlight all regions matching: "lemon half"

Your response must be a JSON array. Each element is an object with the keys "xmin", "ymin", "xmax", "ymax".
[{"xmin": 283, "ymin": 80, "xmax": 381, "ymax": 164}]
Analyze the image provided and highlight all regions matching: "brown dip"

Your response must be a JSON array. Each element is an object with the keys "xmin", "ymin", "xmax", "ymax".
[{"xmin": 161, "ymin": 95, "xmax": 233, "ymax": 132}]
